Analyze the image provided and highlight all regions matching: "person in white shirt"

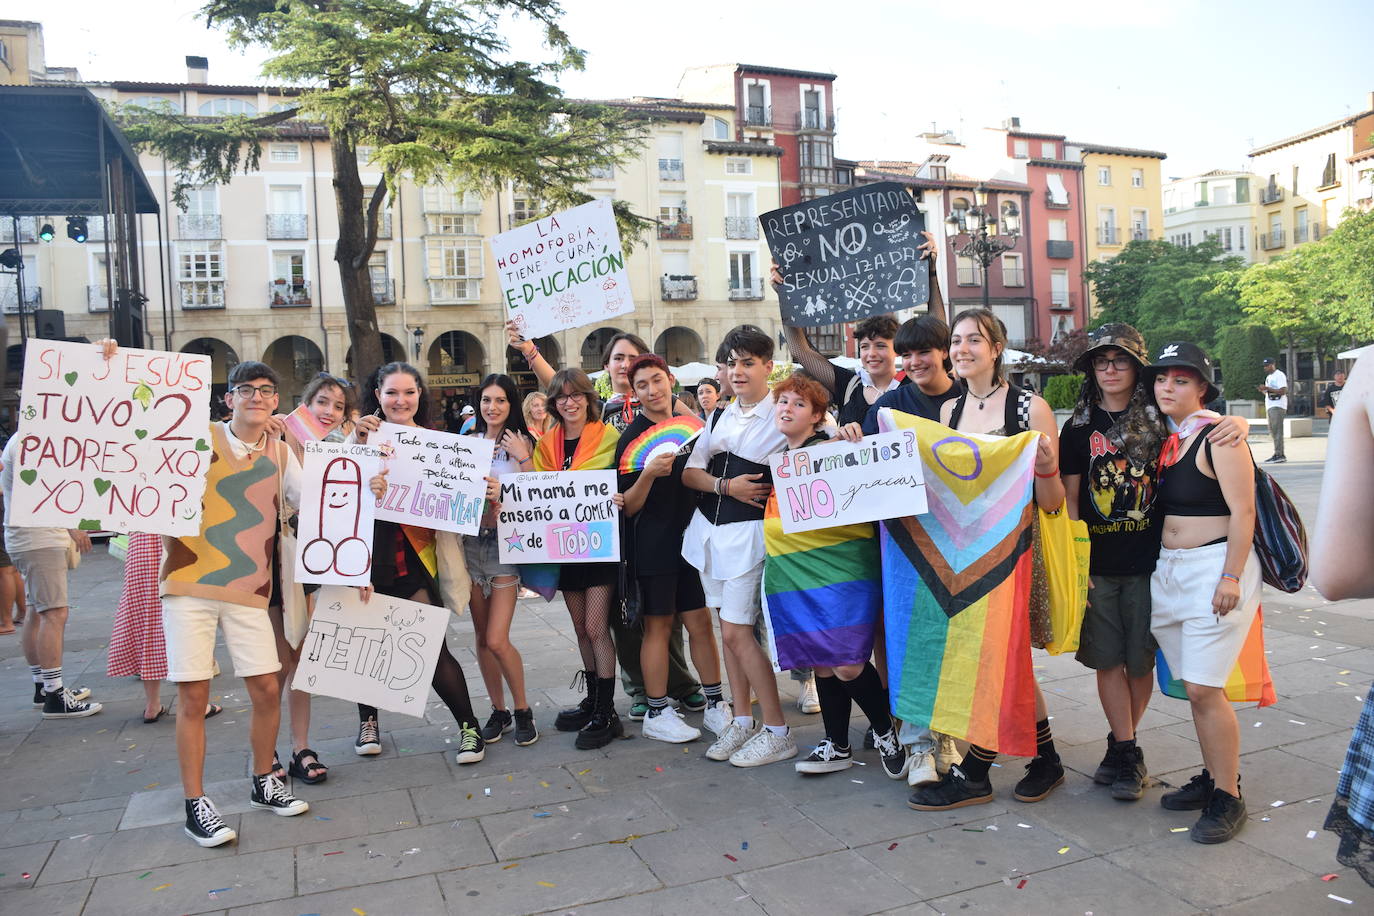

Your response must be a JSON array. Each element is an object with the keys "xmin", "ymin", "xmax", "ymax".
[{"xmin": 1258, "ymin": 357, "xmax": 1288, "ymax": 463}]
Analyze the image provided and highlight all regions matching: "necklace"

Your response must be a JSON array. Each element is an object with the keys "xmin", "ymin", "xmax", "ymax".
[
  {"xmin": 737, "ymin": 397, "xmax": 762, "ymax": 412},
  {"xmin": 966, "ymin": 380, "xmax": 1002, "ymax": 410}
]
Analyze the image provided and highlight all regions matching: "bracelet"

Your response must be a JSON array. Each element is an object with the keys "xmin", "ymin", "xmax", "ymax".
[
  {"xmin": 713, "ymin": 477, "xmax": 723, "ymax": 496},
  {"xmin": 1034, "ymin": 467, "xmax": 1059, "ymax": 479},
  {"xmin": 523, "ymin": 344, "xmax": 539, "ymax": 360},
  {"xmin": 1220, "ymin": 572, "xmax": 1240, "ymax": 583}
]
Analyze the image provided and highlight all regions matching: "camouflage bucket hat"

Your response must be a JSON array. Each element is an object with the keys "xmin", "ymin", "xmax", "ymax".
[{"xmin": 1073, "ymin": 323, "xmax": 1150, "ymax": 374}]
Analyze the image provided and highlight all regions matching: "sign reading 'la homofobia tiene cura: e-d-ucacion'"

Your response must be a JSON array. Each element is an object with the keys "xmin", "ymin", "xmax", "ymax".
[{"xmin": 489, "ymin": 198, "xmax": 634, "ymax": 339}]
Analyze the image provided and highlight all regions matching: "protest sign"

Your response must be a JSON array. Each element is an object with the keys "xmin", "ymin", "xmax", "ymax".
[
  {"xmin": 490, "ymin": 198, "xmax": 634, "ymax": 338},
  {"xmin": 371, "ymin": 421, "xmax": 494, "ymax": 535},
  {"xmin": 762, "ymin": 181, "xmax": 929, "ymax": 327},
  {"xmin": 496, "ymin": 470, "xmax": 620, "ymax": 564},
  {"xmin": 8, "ymin": 339, "xmax": 212, "ymax": 536},
  {"xmin": 295, "ymin": 441, "xmax": 384, "ymax": 586},
  {"xmin": 769, "ymin": 430, "xmax": 927, "ymax": 534},
  {"xmin": 293, "ymin": 586, "xmax": 448, "ymax": 718}
]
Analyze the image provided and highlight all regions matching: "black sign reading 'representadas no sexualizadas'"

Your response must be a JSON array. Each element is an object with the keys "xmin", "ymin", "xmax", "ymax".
[{"xmin": 761, "ymin": 182, "xmax": 929, "ymax": 327}]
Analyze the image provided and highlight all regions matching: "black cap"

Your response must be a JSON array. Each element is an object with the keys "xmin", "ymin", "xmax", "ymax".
[
  {"xmin": 1074, "ymin": 323, "xmax": 1149, "ymax": 374},
  {"xmin": 1262, "ymin": 357, "xmax": 1276, "ymax": 366},
  {"xmin": 1145, "ymin": 341, "xmax": 1220, "ymax": 403}
]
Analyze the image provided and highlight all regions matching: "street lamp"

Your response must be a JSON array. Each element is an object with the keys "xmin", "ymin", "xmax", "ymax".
[
  {"xmin": 945, "ymin": 184, "xmax": 1020, "ymax": 313},
  {"xmin": 411, "ymin": 326, "xmax": 424, "ymax": 361}
]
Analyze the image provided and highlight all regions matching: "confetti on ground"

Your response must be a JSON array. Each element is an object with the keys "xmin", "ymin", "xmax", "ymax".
[
  {"xmin": 1308, "ymin": 830, "xmax": 1318, "ymax": 838},
  {"xmin": 1017, "ymin": 879, "xmax": 1028, "ymax": 889},
  {"xmin": 655, "ymin": 766, "xmax": 663, "ymax": 772},
  {"xmin": 536, "ymin": 881, "xmax": 556, "ymax": 888},
  {"xmin": 533, "ymin": 812, "xmax": 551, "ymax": 818},
  {"xmin": 1253, "ymin": 722, "xmax": 1262, "ymax": 728},
  {"xmin": 507, "ymin": 774, "xmax": 514, "ymax": 782},
  {"xmin": 741, "ymin": 841, "xmax": 749, "ymax": 850},
  {"xmin": 21, "ymin": 872, "xmax": 31, "ymax": 880},
  {"xmin": 1017, "ymin": 823, "xmax": 1032, "ymax": 829},
  {"xmin": 986, "ymin": 825, "xmax": 998, "ymax": 831},
  {"xmin": 1323, "ymin": 874, "xmax": 1339, "ymax": 881},
  {"xmin": 144, "ymin": 782, "xmax": 160, "ymax": 789},
  {"xmin": 1170, "ymin": 827, "xmax": 1188, "ymax": 833},
  {"xmin": 502, "ymin": 863, "xmax": 519, "ymax": 870},
  {"xmin": 1337, "ymin": 682, "xmax": 1351, "ymax": 687},
  {"xmin": 353, "ymin": 908, "xmax": 368, "ymax": 915},
  {"xmin": 1328, "ymin": 894, "xmax": 1353, "ymax": 904},
  {"xmin": 851, "ymin": 779, "xmax": 864, "ymax": 784},
  {"xmin": 577, "ymin": 769, "xmax": 591, "ymax": 776},
  {"xmin": 466, "ymin": 793, "xmax": 473, "ymax": 800},
  {"xmin": 207, "ymin": 887, "xmax": 231, "ymax": 897},
  {"xmin": 723, "ymin": 854, "xmax": 738, "ymax": 862},
  {"xmin": 962, "ymin": 828, "xmax": 984, "ymax": 833},
  {"xmin": 1290, "ymin": 720, "xmax": 1307, "ymax": 726},
  {"xmin": 539, "ymin": 781, "xmax": 550, "ymax": 788},
  {"xmin": 1058, "ymin": 846, "xmax": 1070, "ymax": 854},
  {"xmin": 316, "ymin": 816, "xmax": 331, "ymax": 821},
  {"xmin": 1261, "ymin": 816, "xmax": 1271, "ymax": 822},
  {"xmin": 888, "ymin": 842, "xmax": 899, "ymax": 850},
  {"xmin": 136, "ymin": 872, "xmax": 151, "ymax": 879},
  {"xmin": 608, "ymin": 834, "xmax": 640, "ymax": 844},
  {"xmin": 1341, "ymin": 670, "xmax": 1352, "ymax": 675},
  {"xmin": 153, "ymin": 883, "xmax": 171, "ymax": 891},
  {"xmin": 1271, "ymin": 801, "xmax": 1284, "ymax": 807},
  {"xmin": 323, "ymin": 851, "xmax": 343, "ymax": 856},
  {"xmin": 484, "ymin": 788, "xmax": 492, "ymax": 797},
  {"xmin": 852, "ymin": 760, "xmax": 866, "ymax": 766}
]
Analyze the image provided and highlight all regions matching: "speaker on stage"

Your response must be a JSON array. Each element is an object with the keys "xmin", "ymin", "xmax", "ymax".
[{"xmin": 34, "ymin": 309, "xmax": 65, "ymax": 340}]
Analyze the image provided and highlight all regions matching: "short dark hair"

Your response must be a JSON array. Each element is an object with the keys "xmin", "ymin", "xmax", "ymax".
[
  {"xmin": 853, "ymin": 315, "xmax": 899, "ymax": 343},
  {"xmin": 627, "ymin": 353, "xmax": 672, "ymax": 387},
  {"xmin": 715, "ymin": 324, "xmax": 773, "ymax": 364},
  {"xmin": 600, "ymin": 332, "xmax": 650, "ymax": 368},
  {"xmin": 228, "ymin": 360, "xmax": 279, "ymax": 387},
  {"xmin": 894, "ymin": 315, "xmax": 953, "ymax": 372}
]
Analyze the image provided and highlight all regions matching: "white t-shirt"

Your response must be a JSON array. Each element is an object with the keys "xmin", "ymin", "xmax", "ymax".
[{"xmin": 1265, "ymin": 370, "xmax": 1289, "ymax": 411}]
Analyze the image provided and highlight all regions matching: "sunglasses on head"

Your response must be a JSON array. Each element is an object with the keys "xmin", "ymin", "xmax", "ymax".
[{"xmin": 315, "ymin": 371, "xmax": 353, "ymax": 388}]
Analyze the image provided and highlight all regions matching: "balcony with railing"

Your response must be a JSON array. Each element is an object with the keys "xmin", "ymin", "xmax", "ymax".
[
  {"xmin": 0, "ymin": 217, "xmax": 37, "ymax": 243},
  {"xmin": 728, "ymin": 278, "xmax": 764, "ymax": 300},
  {"xmin": 1294, "ymin": 224, "xmax": 1310, "ymax": 244},
  {"xmin": 1260, "ymin": 185, "xmax": 1284, "ymax": 205},
  {"xmin": 956, "ymin": 265, "xmax": 985, "ymax": 286},
  {"xmin": 658, "ymin": 158, "xmax": 684, "ymax": 181},
  {"xmin": 1044, "ymin": 190, "xmax": 1071, "ymax": 209},
  {"xmin": 744, "ymin": 105, "xmax": 772, "ymax": 127},
  {"xmin": 796, "ymin": 110, "xmax": 835, "ymax": 131},
  {"xmin": 266, "ymin": 213, "xmax": 308, "ymax": 239},
  {"xmin": 1097, "ymin": 226, "xmax": 1120, "ymax": 245},
  {"xmin": 1131, "ymin": 227, "xmax": 1149, "ymax": 241},
  {"xmin": 725, "ymin": 216, "xmax": 758, "ymax": 240},
  {"xmin": 1047, "ymin": 239, "xmax": 1075, "ymax": 259},
  {"xmin": 1050, "ymin": 290, "xmax": 1076, "ymax": 312},
  {"xmin": 1260, "ymin": 230, "xmax": 1285, "ymax": 250},
  {"xmin": 178, "ymin": 214, "xmax": 222, "ymax": 239},
  {"xmin": 0, "ymin": 286, "xmax": 41, "ymax": 314},
  {"xmin": 87, "ymin": 284, "xmax": 110, "ymax": 312},
  {"xmin": 661, "ymin": 275, "xmax": 698, "ymax": 301},
  {"xmin": 657, "ymin": 217, "xmax": 693, "ymax": 241},
  {"xmin": 179, "ymin": 281, "xmax": 225, "ymax": 310},
  {"xmin": 372, "ymin": 277, "xmax": 396, "ymax": 305},
  {"xmin": 269, "ymin": 281, "xmax": 312, "ymax": 307}
]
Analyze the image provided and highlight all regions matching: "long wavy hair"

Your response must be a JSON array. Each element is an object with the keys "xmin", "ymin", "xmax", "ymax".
[{"xmin": 472, "ymin": 373, "xmax": 532, "ymax": 441}]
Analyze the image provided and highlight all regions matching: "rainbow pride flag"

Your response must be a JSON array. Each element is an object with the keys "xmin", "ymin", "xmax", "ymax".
[
  {"xmin": 762, "ymin": 493, "xmax": 881, "ymax": 671},
  {"xmin": 618, "ymin": 416, "xmax": 703, "ymax": 473},
  {"xmin": 282, "ymin": 403, "xmax": 331, "ymax": 444},
  {"xmin": 1156, "ymin": 607, "xmax": 1277, "ymax": 706},
  {"xmin": 878, "ymin": 409, "xmax": 1040, "ymax": 757}
]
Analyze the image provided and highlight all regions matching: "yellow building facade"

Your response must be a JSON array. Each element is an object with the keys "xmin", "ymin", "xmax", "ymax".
[{"xmin": 1071, "ymin": 143, "xmax": 1166, "ymax": 315}]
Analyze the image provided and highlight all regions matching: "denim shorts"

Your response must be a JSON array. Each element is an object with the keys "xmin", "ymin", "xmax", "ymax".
[{"xmin": 463, "ymin": 529, "xmax": 520, "ymax": 597}]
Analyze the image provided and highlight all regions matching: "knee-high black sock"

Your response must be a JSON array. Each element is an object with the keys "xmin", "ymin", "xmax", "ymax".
[
  {"xmin": 814, "ymin": 674, "xmax": 852, "ymax": 748},
  {"xmin": 960, "ymin": 744, "xmax": 997, "ymax": 781},
  {"xmin": 1035, "ymin": 718, "xmax": 1058, "ymax": 760},
  {"xmin": 837, "ymin": 663, "xmax": 893, "ymax": 736}
]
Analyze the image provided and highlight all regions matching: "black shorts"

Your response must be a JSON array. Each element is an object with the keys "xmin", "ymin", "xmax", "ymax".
[
  {"xmin": 558, "ymin": 561, "xmax": 618, "ymax": 592},
  {"xmin": 638, "ymin": 562, "xmax": 707, "ymax": 616}
]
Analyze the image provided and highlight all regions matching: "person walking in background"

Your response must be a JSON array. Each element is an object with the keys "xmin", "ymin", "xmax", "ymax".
[{"xmin": 1259, "ymin": 357, "xmax": 1288, "ymax": 463}]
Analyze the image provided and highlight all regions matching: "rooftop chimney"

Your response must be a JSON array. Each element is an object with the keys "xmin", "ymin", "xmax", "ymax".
[{"xmin": 186, "ymin": 56, "xmax": 208, "ymax": 85}]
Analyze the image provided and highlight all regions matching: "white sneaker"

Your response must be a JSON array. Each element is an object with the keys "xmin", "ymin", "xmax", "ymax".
[
  {"xmin": 702, "ymin": 700, "xmax": 732, "ymax": 737},
  {"xmin": 935, "ymin": 732, "xmax": 961, "ymax": 774},
  {"xmin": 795, "ymin": 738, "xmax": 853, "ymax": 775},
  {"xmin": 729, "ymin": 728, "xmax": 798, "ymax": 768},
  {"xmin": 908, "ymin": 751, "xmax": 939, "ymax": 786},
  {"xmin": 797, "ymin": 677, "xmax": 821, "ymax": 714},
  {"xmin": 642, "ymin": 706, "xmax": 701, "ymax": 744},
  {"xmin": 706, "ymin": 721, "xmax": 755, "ymax": 761}
]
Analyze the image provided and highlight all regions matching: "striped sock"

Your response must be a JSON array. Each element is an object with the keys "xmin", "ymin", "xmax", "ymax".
[
  {"xmin": 646, "ymin": 695, "xmax": 669, "ymax": 718},
  {"xmin": 959, "ymin": 744, "xmax": 997, "ymax": 782},
  {"xmin": 701, "ymin": 682, "xmax": 723, "ymax": 703},
  {"xmin": 41, "ymin": 667, "xmax": 63, "ymax": 694},
  {"xmin": 30, "ymin": 665, "xmax": 42, "ymax": 684},
  {"xmin": 1035, "ymin": 718, "xmax": 1058, "ymax": 761}
]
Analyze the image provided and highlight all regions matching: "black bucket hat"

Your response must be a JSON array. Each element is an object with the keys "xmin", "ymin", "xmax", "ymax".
[
  {"xmin": 1073, "ymin": 323, "xmax": 1149, "ymax": 374},
  {"xmin": 1144, "ymin": 341, "xmax": 1220, "ymax": 404}
]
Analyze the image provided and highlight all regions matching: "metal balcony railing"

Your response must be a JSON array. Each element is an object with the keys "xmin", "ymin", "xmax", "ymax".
[
  {"xmin": 661, "ymin": 275, "xmax": 698, "ymax": 300},
  {"xmin": 1047, "ymin": 239, "xmax": 1075, "ymax": 259},
  {"xmin": 728, "ymin": 279, "xmax": 764, "ymax": 300},
  {"xmin": 1260, "ymin": 186, "xmax": 1284, "ymax": 204},
  {"xmin": 1294, "ymin": 225, "xmax": 1310, "ymax": 244},
  {"xmin": 956, "ymin": 267, "xmax": 984, "ymax": 286},
  {"xmin": 1098, "ymin": 226, "xmax": 1120, "ymax": 245},
  {"xmin": 657, "ymin": 217, "xmax": 692, "ymax": 241},
  {"xmin": 179, "ymin": 281, "xmax": 225, "ymax": 309},
  {"xmin": 1260, "ymin": 230, "xmax": 1286, "ymax": 250},
  {"xmin": 269, "ymin": 281, "xmax": 312, "ymax": 307},
  {"xmin": 658, "ymin": 159, "xmax": 684, "ymax": 181},
  {"xmin": 178, "ymin": 214, "xmax": 222, "ymax": 239},
  {"xmin": 725, "ymin": 216, "xmax": 758, "ymax": 239},
  {"xmin": 0, "ymin": 217, "xmax": 37, "ymax": 243},
  {"xmin": 1131, "ymin": 227, "xmax": 1149, "ymax": 241},
  {"xmin": 744, "ymin": 105, "xmax": 772, "ymax": 127},
  {"xmin": 1044, "ymin": 190, "xmax": 1071, "ymax": 209},
  {"xmin": 87, "ymin": 284, "xmax": 110, "ymax": 312},
  {"xmin": 266, "ymin": 213, "xmax": 308, "ymax": 239},
  {"xmin": 796, "ymin": 110, "xmax": 835, "ymax": 131},
  {"xmin": 0, "ymin": 285, "xmax": 40, "ymax": 314},
  {"xmin": 1050, "ymin": 290, "xmax": 1076, "ymax": 311},
  {"xmin": 372, "ymin": 277, "xmax": 396, "ymax": 305}
]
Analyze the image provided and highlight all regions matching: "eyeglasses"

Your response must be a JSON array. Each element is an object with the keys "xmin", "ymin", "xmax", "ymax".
[
  {"xmin": 554, "ymin": 392, "xmax": 588, "ymax": 403},
  {"xmin": 1092, "ymin": 356, "xmax": 1136, "ymax": 372},
  {"xmin": 231, "ymin": 384, "xmax": 278, "ymax": 399}
]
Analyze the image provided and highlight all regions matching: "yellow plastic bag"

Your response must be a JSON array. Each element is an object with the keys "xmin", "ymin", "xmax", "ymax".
[{"xmin": 1038, "ymin": 506, "xmax": 1090, "ymax": 655}]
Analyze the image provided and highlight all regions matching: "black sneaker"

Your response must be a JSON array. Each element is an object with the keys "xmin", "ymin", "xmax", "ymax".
[
  {"xmin": 1190, "ymin": 787, "xmax": 1246, "ymax": 843},
  {"xmin": 555, "ymin": 670, "xmax": 596, "ymax": 732},
  {"xmin": 1014, "ymin": 754, "xmax": 1065, "ymax": 803},
  {"xmin": 249, "ymin": 773, "xmax": 309, "ymax": 816},
  {"xmin": 873, "ymin": 728, "xmax": 910, "ymax": 780},
  {"xmin": 42, "ymin": 687, "xmax": 103, "ymax": 719},
  {"xmin": 32, "ymin": 683, "xmax": 44, "ymax": 708},
  {"xmin": 34, "ymin": 684, "xmax": 91, "ymax": 707},
  {"xmin": 354, "ymin": 716, "xmax": 382, "ymax": 756},
  {"xmin": 907, "ymin": 765, "xmax": 994, "ymax": 811},
  {"xmin": 184, "ymin": 796, "xmax": 236, "ymax": 847},
  {"xmin": 1111, "ymin": 743, "xmax": 1147, "ymax": 801},
  {"xmin": 863, "ymin": 726, "xmax": 876, "ymax": 750},
  {"xmin": 1093, "ymin": 733, "xmax": 1120, "ymax": 785},
  {"xmin": 480, "ymin": 707, "xmax": 513, "ymax": 743},
  {"xmin": 1161, "ymin": 769, "xmax": 1214, "ymax": 810},
  {"xmin": 512, "ymin": 707, "xmax": 539, "ymax": 746},
  {"xmin": 795, "ymin": 739, "xmax": 853, "ymax": 775},
  {"xmin": 575, "ymin": 709, "xmax": 623, "ymax": 750},
  {"xmin": 455, "ymin": 723, "xmax": 486, "ymax": 764}
]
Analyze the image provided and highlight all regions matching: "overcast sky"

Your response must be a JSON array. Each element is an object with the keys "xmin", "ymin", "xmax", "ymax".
[{"xmin": 13, "ymin": 0, "xmax": 1373, "ymax": 179}]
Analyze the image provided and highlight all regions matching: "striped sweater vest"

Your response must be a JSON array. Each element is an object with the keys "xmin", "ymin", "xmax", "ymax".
[{"xmin": 161, "ymin": 423, "xmax": 282, "ymax": 609}]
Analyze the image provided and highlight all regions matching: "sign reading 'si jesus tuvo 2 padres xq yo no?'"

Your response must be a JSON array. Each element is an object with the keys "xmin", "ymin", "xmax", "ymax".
[
  {"xmin": 489, "ymin": 198, "xmax": 634, "ymax": 339},
  {"xmin": 762, "ymin": 181, "xmax": 929, "ymax": 327},
  {"xmin": 7, "ymin": 339, "xmax": 212, "ymax": 536}
]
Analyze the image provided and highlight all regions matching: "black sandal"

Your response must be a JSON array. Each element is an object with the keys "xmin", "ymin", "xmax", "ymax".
[
  {"xmin": 288, "ymin": 748, "xmax": 328, "ymax": 784},
  {"xmin": 272, "ymin": 749, "xmax": 287, "ymax": 780}
]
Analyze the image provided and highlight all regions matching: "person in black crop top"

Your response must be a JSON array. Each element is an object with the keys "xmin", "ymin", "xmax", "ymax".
[{"xmin": 1144, "ymin": 341, "xmax": 1259, "ymax": 844}]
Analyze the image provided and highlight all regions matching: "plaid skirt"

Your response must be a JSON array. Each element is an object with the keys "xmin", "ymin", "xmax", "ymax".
[
  {"xmin": 1326, "ymin": 682, "xmax": 1374, "ymax": 887},
  {"xmin": 106, "ymin": 533, "xmax": 168, "ymax": 680}
]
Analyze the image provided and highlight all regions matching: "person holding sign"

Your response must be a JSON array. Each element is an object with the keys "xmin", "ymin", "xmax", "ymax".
[
  {"xmin": 681, "ymin": 325, "xmax": 798, "ymax": 768},
  {"xmin": 351, "ymin": 362, "xmax": 485, "ymax": 766},
  {"xmin": 532, "ymin": 368, "xmax": 624, "ymax": 749},
  {"xmin": 467, "ymin": 373, "xmax": 539, "ymax": 749},
  {"xmin": 614, "ymin": 355, "xmax": 726, "ymax": 744}
]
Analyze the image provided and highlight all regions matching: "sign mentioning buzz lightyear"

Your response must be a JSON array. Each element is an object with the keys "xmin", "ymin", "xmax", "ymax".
[
  {"xmin": 371, "ymin": 422, "xmax": 494, "ymax": 535},
  {"xmin": 762, "ymin": 181, "xmax": 929, "ymax": 327},
  {"xmin": 769, "ymin": 431, "xmax": 927, "ymax": 534},
  {"xmin": 490, "ymin": 199, "xmax": 634, "ymax": 338},
  {"xmin": 293, "ymin": 587, "xmax": 448, "ymax": 717},
  {"xmin": 295, "ymin": 441, "xmax": 385, "ymax": 586},
  {"xmin": 496, "ymin": 470, "xmax": 620, "ymax": 563},
  {"xmin": 9, "ymin": 339, "xmax": 212, "ymax": 536}
]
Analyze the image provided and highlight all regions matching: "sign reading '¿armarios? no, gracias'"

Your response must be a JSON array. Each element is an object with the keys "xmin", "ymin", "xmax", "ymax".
[
  {"xmin": 769, "ymin": 430, "xmax": 928, "ymax": 534},
  {"xmin": 762, "ymin": 181, "xmax": 929, "ymax": 327},
  {"xmin": 8, "ymin": 339, "xmax": 212, "ymax": 537}
]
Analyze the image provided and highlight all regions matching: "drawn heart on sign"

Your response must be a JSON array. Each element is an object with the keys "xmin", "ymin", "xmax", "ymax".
[
  {"xmin": 134, "ymin": 429, "xmax": 147, "ymax": 440},
  {"xmin": 404, "ymin": 696, "xmax": 415, "ymax": 704},
  {"xmin": 307, "ymin": 675, "xmax": 317, "ymax": 687},
  {"xmin": 19, "ymin": 469, "xmax": 36, "ymax": 485},
  {"xmin": 93, "ymin": 478, "xmax": 112, "ymax": 496},
  {"xmin": 195, "ymin": 439, "xmax": 210, "ymax": 451},
  {"xmin": 78, "ymin": 519, "xmax": 102, "ymax": 531},
  {"xmin": 63, "ymin": 372, "xmax": 78, "ymax": 386}
]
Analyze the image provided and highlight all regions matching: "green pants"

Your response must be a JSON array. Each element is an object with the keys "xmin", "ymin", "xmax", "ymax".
[{"xmin": 610, "ymin": 612, "xmax": 700, "ymax": 700}]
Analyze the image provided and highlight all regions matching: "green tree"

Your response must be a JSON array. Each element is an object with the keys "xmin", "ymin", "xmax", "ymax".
[
  {"xmin": 1299, "ymin": 208, "xmax": 1374, "ymax": 341},
  {"xmin": 117, "ymin": 0, "xmax": 649, "ymax": 377},
  {"xmin": 1216, "ymin": 324, "xmax": 1278, "ymax": 402}
]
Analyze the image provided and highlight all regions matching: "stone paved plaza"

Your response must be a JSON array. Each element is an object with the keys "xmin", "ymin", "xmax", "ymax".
[{"xmin": 2, "ymin": 431, "xmax": 1372, "ymax": 915}]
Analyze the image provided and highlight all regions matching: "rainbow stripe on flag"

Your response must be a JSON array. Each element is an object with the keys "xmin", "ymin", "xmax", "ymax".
[
  {"xmin": 1156, "ymin": 607, "xmax": 1277, "ymax": 706},
  {"xmin": 282, "ymin": 403, "xmax": 331, "ymax": 444},
  {"xmin": 762, "ymin": 493, "xmax": 881, "ymax": 671},
  {"xmin": 878, "ymin": 409, "xmax": 1040, "ymax": 757}
]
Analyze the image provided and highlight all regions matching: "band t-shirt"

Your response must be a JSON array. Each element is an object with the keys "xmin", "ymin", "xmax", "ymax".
[
  {"xmin": 1320, "ymin": 383, "xmax": 1344, "ymax": 410},
  {"xmin": 1059, "ymin": 405, "xmax": 1162, "ymax": 576}
]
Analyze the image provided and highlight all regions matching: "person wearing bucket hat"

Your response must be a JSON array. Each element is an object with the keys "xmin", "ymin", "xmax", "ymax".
[{"xmin": 1060, "ymin": 326, "xmax": 1248, "ymax": 804}]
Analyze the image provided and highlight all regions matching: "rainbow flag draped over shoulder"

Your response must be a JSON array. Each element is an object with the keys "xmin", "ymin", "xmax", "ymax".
[
  {"xmin": 1157, "ymin": 607, "xmax": 1277, "ymax": 706},
  {"xmin": 524, "ymin": 421, "xmax": 620, "ymax": 599},
  {"xmin": 762, "ymin": 494, "xmax": 881, "ymax": 671},
  {"xmin": 878, "ymin": 408, "xmax": 1040, "ymax": 757}
]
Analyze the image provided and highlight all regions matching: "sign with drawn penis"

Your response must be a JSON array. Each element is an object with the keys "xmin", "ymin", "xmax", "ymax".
[
  {"xmin": 490, "ymin": 198, "xmax": 634, "ymax": 339},
  {"xmin": 768, "ymin": 430, "xmax": 927, "ymax": 534},
  {"xmin": 292, "ymin": 586, "xmax": 449, "ymax": 717},
  {"xmin": 495, "ymin": 470, "xmax": 620, "ymax": 564},
  {"xmin": 294, "ymin": 441, "xmax": 383, "ymax": 586},
  {"xmin": 762, "ymin": 181, "xmax": 929, "ymax": 327},
  {"xmin": 370, "ymin": 422, "xmax": 494, "ymax": 535},
  {"xmin": 8, "ymin": 339, "xmax": 212, "ymax": 536}
]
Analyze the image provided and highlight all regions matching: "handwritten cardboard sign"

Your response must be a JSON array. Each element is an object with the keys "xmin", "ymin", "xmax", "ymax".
[
  {"xmin": 371, "ymin": 422, "xmax": 493, "ymax": 535},
  {"xmin": 490, "ymin": 198, "xmax": 634, "ymax": 338},
  {"xmin": 9, "ymin": 339, "xmax": 212, "ymax": 536},
  {"xmin": 762, "ymin": 181, "xmax": 929, "ymax": 327},
  {"xmin": 769, "ymin": 430, "xmax": 927, "ymax": 534},
  {"xmin": 295, "ymin": 441, "xmax": 384, "ymax": 586},
  {"xmin": 292, "ymin": 586, "xmax": 448, "ymax": 718},
  {"xmin": 496, "ymin": 470, "xmax": 620, "ymax": 564}
]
